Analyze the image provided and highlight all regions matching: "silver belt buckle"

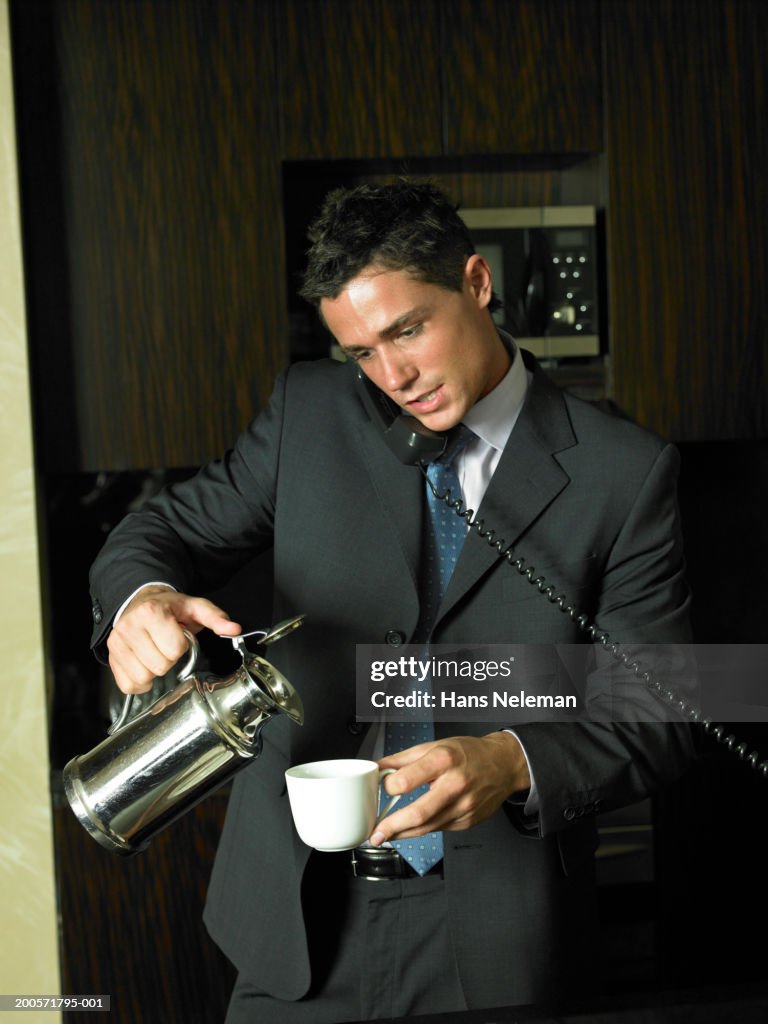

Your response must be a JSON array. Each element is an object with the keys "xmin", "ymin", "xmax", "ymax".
[{"xmin": 351, "ymin": 846, "xmax": 400, "ymax": 881}]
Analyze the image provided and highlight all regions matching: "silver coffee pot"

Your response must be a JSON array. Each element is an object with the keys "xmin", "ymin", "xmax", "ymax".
[{"xmin": 63, "ymin": 616, "xmax": 305, "ymax": 855}]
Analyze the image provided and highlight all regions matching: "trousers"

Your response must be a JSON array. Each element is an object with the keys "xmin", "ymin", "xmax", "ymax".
[{"xmin": 224, "ymin": 850, "xmax": 467, "ymax": 1023}]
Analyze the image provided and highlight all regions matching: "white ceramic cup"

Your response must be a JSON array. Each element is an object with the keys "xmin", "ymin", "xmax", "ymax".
[{"xmin": 285, "ymin": 758, "xmax": 400, "ymax": 852}]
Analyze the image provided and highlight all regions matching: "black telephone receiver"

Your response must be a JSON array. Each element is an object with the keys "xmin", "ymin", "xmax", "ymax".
[
  {"xmin": 353, "ymin": 362, "xmax": 768, "ymax": 779},
  {"xmin": 511, "ymin": 227, "xmax": 552, "ymax": 339},
  {"xmin": 354, "ymin": 364, "xmax": 447, "ymax": 465}
]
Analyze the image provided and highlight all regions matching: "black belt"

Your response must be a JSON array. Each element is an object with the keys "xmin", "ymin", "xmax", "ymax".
[{"xmin": 351, "ymin": 846, "xmax": 443, "ymax": 881}]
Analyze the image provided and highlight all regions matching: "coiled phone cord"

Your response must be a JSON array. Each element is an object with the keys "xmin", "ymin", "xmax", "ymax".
[{"xmin": 421, "ymin": 465, "xmax": 768, "ymax": 779}]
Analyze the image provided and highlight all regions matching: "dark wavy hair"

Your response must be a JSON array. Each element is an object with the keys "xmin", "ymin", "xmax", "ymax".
[{"xmin": 299, "ymin": 181, "xmax": 478, "ymax": 307}]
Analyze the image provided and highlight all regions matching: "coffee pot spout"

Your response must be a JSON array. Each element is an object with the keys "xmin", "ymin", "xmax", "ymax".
[{"xmin": 239, "ymin": 652, "xmax": 304, "ymax": 727}]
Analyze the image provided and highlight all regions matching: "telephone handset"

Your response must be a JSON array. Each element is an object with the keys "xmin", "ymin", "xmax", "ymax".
[
  {"xmin": 354, "ymin": 364, "xmax": 768, "ymax": 779},
  {"xmin": 354, "ymin": 364, "xmax": 447, "ymax": 465},
  {"xmin": 512, "ymin": 227, "xmax": 552, "ymax": 338}
]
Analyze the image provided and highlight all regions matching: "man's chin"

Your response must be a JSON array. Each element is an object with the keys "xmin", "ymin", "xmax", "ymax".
[{"xmin": 411, "ymin": 412, "xmax": 461, "ymax": 435}]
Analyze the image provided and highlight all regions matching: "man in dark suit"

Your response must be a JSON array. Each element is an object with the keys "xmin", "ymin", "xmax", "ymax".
[{"xmin": 90, "ymin": 182, "xmax": 693, "ymax": 1021}]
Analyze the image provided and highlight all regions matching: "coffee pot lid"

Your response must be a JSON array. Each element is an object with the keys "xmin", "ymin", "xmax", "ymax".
[{"xmin": 260, "ymin": 614, "xmax": 306, "ymax": 646}]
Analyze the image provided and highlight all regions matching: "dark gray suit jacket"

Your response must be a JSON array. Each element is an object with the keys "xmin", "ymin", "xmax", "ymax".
[{"xmin": 89, "ymin": 352, "xmax": 693, "ymax": 1009}]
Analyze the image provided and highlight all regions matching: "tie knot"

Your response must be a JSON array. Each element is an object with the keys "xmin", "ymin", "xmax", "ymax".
[{"xmin": 433, "ymin": 423, "xmax": 475, "ymax": 471}]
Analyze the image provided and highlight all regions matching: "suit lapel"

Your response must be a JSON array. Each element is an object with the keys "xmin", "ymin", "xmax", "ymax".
[{"xmin": 440, "ymin": 359, "xmax": 577, "ymax": 619}]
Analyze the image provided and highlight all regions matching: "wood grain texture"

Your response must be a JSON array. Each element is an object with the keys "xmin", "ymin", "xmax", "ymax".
[
  {"xmin": 54, "ymin": 789, "xmax": 235, "ymax": 1023},
  {"xmin": 15, "ymin": 0, "xmax": 767, "ymax": 466},
  {"xmin": 279, "ymin": 0, "xmax": 443, "ymax": 159},
  {"xmin": 442, "ymin": 0, "xmax": 602, "ymax": 155},
  {"xmin": 17, "ymin": 0, "xmax": 288, "ymax": 471},
  {"xmin": 603, "ymin": 0, "xmax": 768, "ymax": 439}
]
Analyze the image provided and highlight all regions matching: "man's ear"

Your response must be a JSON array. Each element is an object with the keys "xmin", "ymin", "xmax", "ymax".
[{"xmin": 464, "ymin": 253, "xmax": 494, "ymax": 309}]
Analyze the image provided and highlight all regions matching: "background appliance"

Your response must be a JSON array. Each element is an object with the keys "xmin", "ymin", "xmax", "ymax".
[{"xmin": 459, "ymin": 205, "xmax": 602, "ymax": 361}]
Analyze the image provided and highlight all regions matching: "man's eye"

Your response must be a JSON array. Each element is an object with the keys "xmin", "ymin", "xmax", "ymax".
[
  {"xmin": 399, "ymin": 324, "xmax": 422, "ymax": 340},
  {"xmin": 352, "ymin": 350, "xmax": 373, "ymax": 362}
]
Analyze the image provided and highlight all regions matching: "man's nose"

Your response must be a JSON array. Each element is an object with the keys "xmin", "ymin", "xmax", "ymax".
[{"xmin": 380, "ymin": 351, "xmax": 417, "ymax": 393}]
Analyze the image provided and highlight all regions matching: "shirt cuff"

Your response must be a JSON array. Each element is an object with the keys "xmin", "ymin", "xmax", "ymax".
[
  {"xmin": 113, "ymin": 582, "xmax": 177, "ymax": 626},
  {"xmin": 504, "ymin": 728, "xmax": 540, "ymax": 816}
]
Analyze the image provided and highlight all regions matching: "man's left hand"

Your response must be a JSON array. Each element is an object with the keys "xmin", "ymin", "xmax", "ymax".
[{"xmin": 369, "ymin": 732, "xmax": 531, "ymax": 844}]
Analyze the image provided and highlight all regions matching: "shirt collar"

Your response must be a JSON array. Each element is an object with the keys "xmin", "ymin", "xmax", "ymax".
[{"xmin": 463, "ymin": 331, "xmax": 529, "ymax": 453}]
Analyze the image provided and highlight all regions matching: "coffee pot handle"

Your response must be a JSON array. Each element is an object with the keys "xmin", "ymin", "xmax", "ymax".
[{"xmin": 107, "ymin": 629, "xmax": 200, "ymax": 736}]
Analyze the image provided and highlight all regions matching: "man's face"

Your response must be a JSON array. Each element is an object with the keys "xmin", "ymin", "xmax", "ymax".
[{"xmin": 321, "ymin": 256, "xmax": 510, "ymax": 433}]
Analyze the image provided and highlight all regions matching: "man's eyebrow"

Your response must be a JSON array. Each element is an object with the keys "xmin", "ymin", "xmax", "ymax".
[
  {"xmin": 378, "ymin": 305, "xmax": 430, "ymax": 339},
  {"xmin": 339, "ymin": 304, "xmax": 433, "ymax": 357}
]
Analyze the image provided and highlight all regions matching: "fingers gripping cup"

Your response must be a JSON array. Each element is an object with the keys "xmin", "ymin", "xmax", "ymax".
[{"xmin": 285, "ymin": 758, "xmax": 400, "ymax": 852}]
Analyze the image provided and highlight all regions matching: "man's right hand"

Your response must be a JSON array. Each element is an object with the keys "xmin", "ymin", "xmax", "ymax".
[{"xmin": 106, "ymin": 585, "xmax": 242, "ymax": 694}]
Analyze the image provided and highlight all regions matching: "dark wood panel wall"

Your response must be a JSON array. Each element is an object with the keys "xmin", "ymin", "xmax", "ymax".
[
  {"xmin": 52, "ymin": 789, "xmax": 235, "ymax": 1024},
  {"xmin": 279, "ymin": 0, "xmax": 444, "ymax": 159},
  {"xmin": 279, "ymin": 0, "xmax": 601, "ymax": 159},
  {"xmin": 14, "ymin": 0, "xmax": 766, "ymax": 474},
  {"xmin": 13, "ymin": 0, "xmax": 287, "ymax": 472},
  {"xmin": 441, "ymin": 0, "xmax": 602, "ymax": 155},
  {"xmin": 603, "ymin": 0, "xmax": 768, "ymax": 440},
  {"xmin": 12, "ymin": 0, "xmax": 768, "ymax": 475}
]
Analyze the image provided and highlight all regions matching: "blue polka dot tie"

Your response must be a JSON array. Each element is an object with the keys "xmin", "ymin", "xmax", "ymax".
[{"xmin": 383, "ymin": 425, "xmax": 475, "ymax": 875}]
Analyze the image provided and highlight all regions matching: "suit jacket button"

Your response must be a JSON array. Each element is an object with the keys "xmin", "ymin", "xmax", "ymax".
[
  {"xmin": 384, "ymin": 630, "xmax": 405, "ymax": 647},
  {"xmin": 92, "ymin": 601, "xmax": 103, "ymax": 625},
  {"xmin": 347, "ymin": 718, "xmax": 365, "ymax": 736},
  {"xmin": 563, "ymin": 807, "xmax": 576, "ymax": 821}
]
